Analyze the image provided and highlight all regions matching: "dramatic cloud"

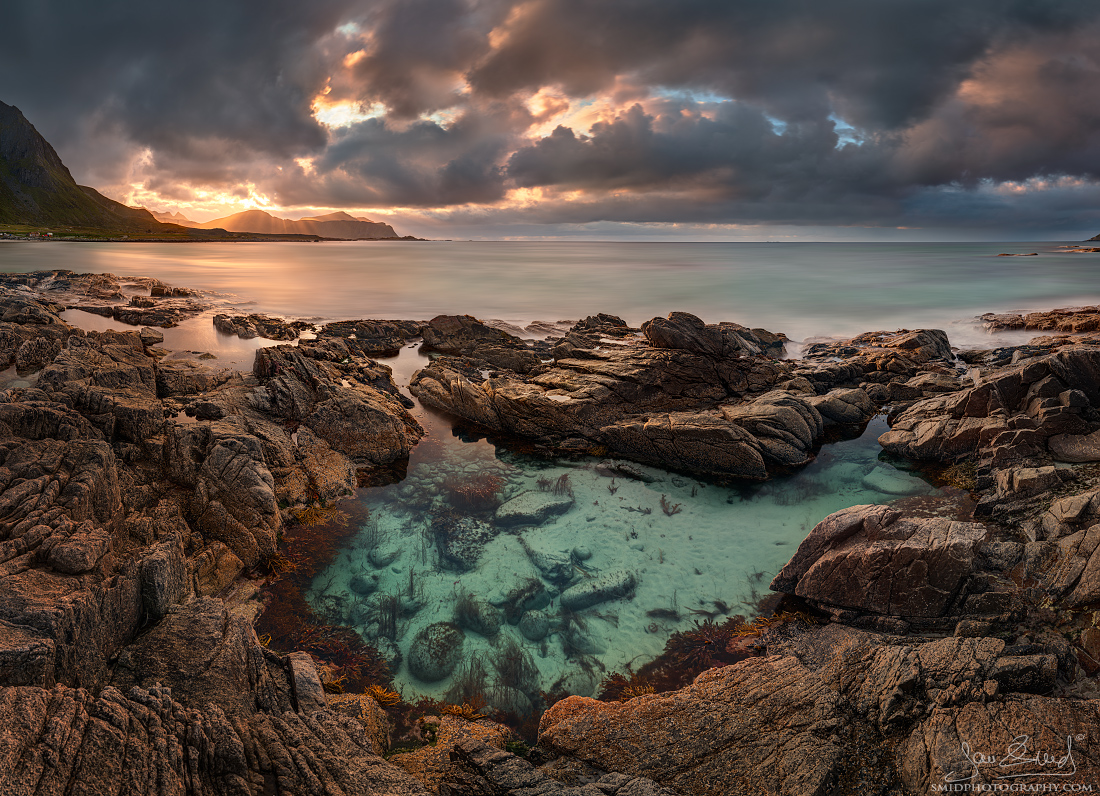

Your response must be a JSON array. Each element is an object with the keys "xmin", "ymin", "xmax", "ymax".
[{"xmin": 3, "ymin": 0, "xmax": 1100, "ymax": 236}]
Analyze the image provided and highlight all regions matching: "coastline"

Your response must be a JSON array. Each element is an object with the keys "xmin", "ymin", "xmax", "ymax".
[{"xmin": 0, "ymin": 269, "xmax": 1096, "ymax": 794}]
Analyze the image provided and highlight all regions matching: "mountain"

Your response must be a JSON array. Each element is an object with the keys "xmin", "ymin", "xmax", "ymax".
[
  {"xmin": 151, "ymin": 210, "xmax": 198, "ymax": 226},
  {"xmin": 0, "ymin": 101, "xmax": 161, "ymax": 230},
  {"xmin": 196, "ymin": 208, "xmax": 398, "ymax": 238}
]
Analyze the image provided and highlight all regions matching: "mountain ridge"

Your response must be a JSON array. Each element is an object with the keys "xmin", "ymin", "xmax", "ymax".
[
  {"xmin": 0, "ymin": 100, "xmax": 161, "ymax": 230},
  {"xmin": 191, "ymin": 208, "xmax": 398, "ymax": 238}
]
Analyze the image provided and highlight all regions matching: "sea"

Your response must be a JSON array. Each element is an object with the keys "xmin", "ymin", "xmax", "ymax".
[{"xmin": 1, "ymin": 239, "xmax": 1093, "ymax": 705}]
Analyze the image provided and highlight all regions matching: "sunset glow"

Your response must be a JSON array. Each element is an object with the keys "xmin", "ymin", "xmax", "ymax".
[{"xmin": 7, "ymin": 1, "xmax": 1100, "ymax": 238}]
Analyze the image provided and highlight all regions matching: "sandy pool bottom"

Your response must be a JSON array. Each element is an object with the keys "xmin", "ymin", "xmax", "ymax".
[{"xmin": 306, "ymin": 412, "xmax": 942, "ymax": 710}]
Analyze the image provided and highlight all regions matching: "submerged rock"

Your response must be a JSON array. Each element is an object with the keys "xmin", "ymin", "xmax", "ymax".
[
  {"xmin": 454, "ymin": 595, "xmax": 502, "ymax": 638},
  {"xmin": 495, "ymin": 491, "xmax": 575, "ymax": 527},
  {"xmin": 860, "ymin": 465, "xmax": 930, "ymax": 496},
  {"xmin": 407, "ymin": 622, "xmax": 465, "ymax": 683},
  {"xmin": 560, "ymin": 570, "xmax": 637, "ymax": 611},
  {"xmin": 518, "ymin": 610, "xmax": 550, "ymax": 641}
]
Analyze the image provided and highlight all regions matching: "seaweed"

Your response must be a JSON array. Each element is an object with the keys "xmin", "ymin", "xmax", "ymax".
[
  {"xmin": 550, "ymin": 473, "xmax": 573, "ymax": 497},
  {"xmin": 492, "ymin": 636, "xmax": 540, "ymax": 694},
  {"xmin": 442, "ymin": 473, "xmax": 504, "ymax": 511},
  {"xmin": 294, "ymin": 504, "xmax": 351, "ymax": 527},
  {"xmin": 254, "ymin": 500, "xmax": 392, "ymax": 692},
  {"xmin": 440, "ymin": 699, "xmax": 488, "ymax": 721},
  {"xmin": 445, "ymin": 657, "xmax": 490, "ymax": 705},
  {"xmin": 376, "ymin": 594, "xmax": 400, "ymax": 641},
  {"xmin": 659, "ymin": 495, "xmax": 682, "ymax": 516}
]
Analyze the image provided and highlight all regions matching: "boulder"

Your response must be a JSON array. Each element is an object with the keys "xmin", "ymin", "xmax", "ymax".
[
  {"xmin": 771, "ymin": 505, "xmax": 987, "ymax": 618},
  {"xmin": 1049, "ymin": 429, "xmax": 1100, "ymax": 462},
  {"xmin": 560, "ymin": 570, "xmax": 638, "ymax": 611},
  {"xmin": 421, "ymin": 314, "xmax": 540, "ymax": 373},
  {"xmin": 805, "ymin": 387, "xmax": 874, "ymax": 425},
  {"xmin": 495, "ymin": 491, "xmax": 575, "ymax": 527},
  {"xmin": 860, "ymin": 466, "xmax": 930, "ymax": 496},
  {"xmin": 407, "ymin": 623, "xmax": 465, "ymax": 683}
]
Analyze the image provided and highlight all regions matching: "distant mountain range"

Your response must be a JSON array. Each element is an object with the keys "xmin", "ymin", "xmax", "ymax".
[
  {"xmin": 153, "ymin": 208, "xmax": 398, "ymax": 239},
  {"xmin": 0, "ymin": 100, "xmax": 404, "ymax": 239},
  {"xmin": 0, "ymin": 101, "xmax": 162, "ymax": 230}
]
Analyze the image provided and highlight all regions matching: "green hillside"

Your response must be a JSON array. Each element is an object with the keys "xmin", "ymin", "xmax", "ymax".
[{"xmin": 0, "ymin": 101, "xmax": 161, "ymax": 231}]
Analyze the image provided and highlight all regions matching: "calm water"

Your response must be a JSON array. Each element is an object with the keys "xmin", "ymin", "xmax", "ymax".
[
  {"xmin": 1, "ymin": 239, "xmax": 1096, "ymax": 345},
  {"xmin": 1, "ymin": 239, "xmax": 1083, "ymax": 703}
]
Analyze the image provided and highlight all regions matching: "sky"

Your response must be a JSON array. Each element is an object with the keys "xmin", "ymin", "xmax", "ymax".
[{"xmin": 4, "ymin": 1, "xmax": 1100, "ymax": 240}]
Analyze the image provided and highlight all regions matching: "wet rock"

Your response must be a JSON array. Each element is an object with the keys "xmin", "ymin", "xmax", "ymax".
[
  {"xmin": 990, "ymin": 654, "xmax": 1058, "ymax": 694},
  {"xmin": 805, "ymin": 387, "xmax": 874, "ymax": 425},
  {"xmin": 254, "ymin": 342, "xmax": 423, "ymax": 467},
  {"xmin": 560, "ymin": 570, "xmax": 637, "ymax": 611},
  {"xmin": 444, "ymin": 738, "xmax": 680, "ymax": 796},
  {"xmin": 436, "ymin": 515, "xmax": 496, "ymax": 572},
  {"xmin": 642, "ymin": 311, "xmax": 779, "ymax": 358},
  {"xmin": 111, "ymin": 597, "xmax": 293, "ymax": 715},
  {"xmin": 803, "ymin": 328, "xmax": 954, "ymax": 375},
  {"xmin": 191, "ymin": 541, "xmax": 244, "ymax": 596},
  {"xmin": 860, "ymin": 466, "xmax": 929, "ymax": 496},
  {"xmin": 1049, "ymin": 429, "xmax": 1100, "ymax": 462},
  {"xmin": 982, "ymin": 304, "xmax": 1100, "ymax": 333},
  {"xmin": 495, "ymin": 491, "xmax": 575, "ymax": 527},
  {"xmin": 349, "ymin": 573, "xmax": 382, "ymax": 595},
  {"xmin": 600, "ymin": 410, "xmax": 769, "ymax": 479},
  {"xmin": 14, "ymin": 336, "xmax": 61, "ymax": 374},
  {"xmin": 518, "ymin": 610, "xmax": 550, "ymax": 641},
  {"xmin": 595, "ymin": 459, "xmax": 661, "ymax": 483},
  {"xmin": 38, "ymin": 332, "xmax": 164, "ymax": 445},
  {"xmin": 421, "ymin": 314, "xmax": 540, "ymax": 374},
  {"xmin": 138, "ymin": 326, "xmax": 163, "ymax": 346},
  {"xmin": 494, "ymin": 578, "xmax": 551, "ymax": 623},
  {"xmin": 368, "ymin": 542, "xmax": 403, "ymax": 568},
  {"xmin": 521, "ymin": 540, "xmax": 574, "ymax": 583},
  {"xmin": 139, "ymin": 532, "xmax": 190, "ymax": 621},
  {"xmin": 1042, "ymin": 522, "xmax": 1100, "ymax": 607},
  {"xmin": 165, "ymin": 418, "xmax": 281, "ymax": 568},
  {"xmin": 408, "ymin": 622, "xmax": 465, "ymax": 683},
  {"xmin": 771, "ymin": 504, "xmax": 987, "ymax": 618},
  {"xmin": 880, "ymin": 346, "xmax": 1100, "ymax": 462},
  {"xmin": 0, "ymin": 683, "xmax": 432, "ymax": 795},
  {"xmin": 213, "ymin": 312, "xmax": 309, "ymax": 340},
  {"xmin": 287, "ymin": 651, "xmax": 328, "ymax": 713},
  {"xmin": 992, "ymin": 465, "xmax": 1069, "ymax": 500},
  {"xmin": 320, "ymin": 318, "xmax": 422, "ymax": 356},
  {"xmin": 455, "ymin": 596, "xmax": 502, "ymax": 638},
  {"xmin": 410, "ymin": 319, "xmax": 798, "ymax": 479},
  {"xmin": 156, "ymin": 359, "xmax": 232, "ymax": 397},
  {"xmin": 392, "ymin": 717, "xmax": 510, "ymax": 793}
]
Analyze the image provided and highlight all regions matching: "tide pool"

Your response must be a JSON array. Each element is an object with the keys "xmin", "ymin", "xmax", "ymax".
[{"xmin": 305, "ymin": 378, "xmax": 941, "ymax": 707}]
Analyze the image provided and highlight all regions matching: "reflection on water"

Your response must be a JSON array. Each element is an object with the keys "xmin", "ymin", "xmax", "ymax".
[
  {"xmin": 60, "ymin": 308, "xmax": 284, "ymax": 371},
  {"xmin": 5, "ymin": 240, "xmax": 1096, "ymax": 346},
  {"xmin": 305, "ymin": 348, "xmax": 942, "ymax": 706}
]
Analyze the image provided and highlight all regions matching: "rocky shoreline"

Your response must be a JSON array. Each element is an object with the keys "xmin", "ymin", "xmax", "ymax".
[{"xmin": 0, "ymin": 270, "xmax": 1097, "ymax": 794}]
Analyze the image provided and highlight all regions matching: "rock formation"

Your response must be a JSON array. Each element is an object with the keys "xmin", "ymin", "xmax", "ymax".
[{"xmin": 0, "ymin": 273, "xmax": 1098, "ymax": 796}]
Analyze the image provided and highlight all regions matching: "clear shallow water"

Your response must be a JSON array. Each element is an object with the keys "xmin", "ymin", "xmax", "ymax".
[
  {"xmin": 305, "ymin": 346, "xmax": 943, "ymax": 704},
  {"xmin": 2, "ymin": 239, "xmax": 1097, "ymax": 346}
]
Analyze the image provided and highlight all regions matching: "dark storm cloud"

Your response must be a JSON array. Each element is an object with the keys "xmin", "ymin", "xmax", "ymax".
[
  {"xmin": 469, "ymin": 0, "xmax": 1100, "ymax": 129},
  {"xmin": 3, "ymin": 0, "xmax": 1100, "ymax": 233},
  {"xmin": 1, "ymin": 0, "xmax": 356, "ymax": 155}
]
